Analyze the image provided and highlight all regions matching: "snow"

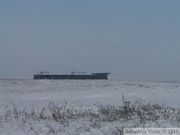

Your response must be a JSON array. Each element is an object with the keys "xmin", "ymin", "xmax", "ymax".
[{"xmin": 0, "ymin": 79, "xmax": 180, "ymax": 135}]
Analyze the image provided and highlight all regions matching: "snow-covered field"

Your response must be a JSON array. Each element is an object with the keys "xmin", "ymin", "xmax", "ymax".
[{"xmin": 0, "ymin": 79, "xmax": 180, "ymax": 135}]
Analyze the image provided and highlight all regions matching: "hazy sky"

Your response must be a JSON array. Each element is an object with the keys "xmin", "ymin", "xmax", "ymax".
[{"xmin": 1, "ymin": 0, "xmax": 180, "ymax": 80}]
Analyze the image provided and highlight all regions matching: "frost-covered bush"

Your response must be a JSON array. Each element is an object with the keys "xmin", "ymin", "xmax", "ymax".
[{"xmin": 1, "ymin": 98, "xmax": 180, "ymax": 135}]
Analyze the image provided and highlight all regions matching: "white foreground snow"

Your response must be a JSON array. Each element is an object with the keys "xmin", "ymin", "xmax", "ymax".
[{"xmin": 0, "ymin": 79, "xmax": 180, "ymax": 135}]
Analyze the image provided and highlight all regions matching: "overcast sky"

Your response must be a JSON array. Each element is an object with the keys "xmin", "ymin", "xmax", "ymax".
[{"xmin": 1, "ymin": 0, "xmax": 180, "ymax": 80}]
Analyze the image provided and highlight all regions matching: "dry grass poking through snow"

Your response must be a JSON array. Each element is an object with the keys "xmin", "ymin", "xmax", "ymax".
[{"xmin": 1, "ymin": 97, "xmax": 180, "ymax": 135}]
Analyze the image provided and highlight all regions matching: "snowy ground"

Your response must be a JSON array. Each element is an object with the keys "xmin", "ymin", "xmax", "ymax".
[{"xmin": 0, "ymin": 79, "xmax": 180, "ymax": 135}]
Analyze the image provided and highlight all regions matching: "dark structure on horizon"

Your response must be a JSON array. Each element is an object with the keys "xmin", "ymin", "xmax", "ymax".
[{"xmin": 33, "ymin": 71, "xmax": 110, "ymax": 80}]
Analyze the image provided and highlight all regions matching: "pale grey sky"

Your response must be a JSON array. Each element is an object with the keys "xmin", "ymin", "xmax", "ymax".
[{"xmin": 1, "ymin": 0, "xmax": 180, "ymax": 80}]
